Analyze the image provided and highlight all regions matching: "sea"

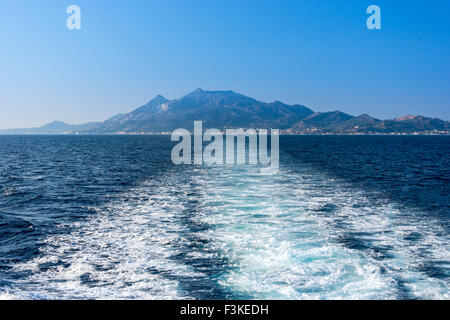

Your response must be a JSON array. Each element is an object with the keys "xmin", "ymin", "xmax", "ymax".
[{"xmin": 0, "ymin": 135, "xmax": 448, "ymax": 299}]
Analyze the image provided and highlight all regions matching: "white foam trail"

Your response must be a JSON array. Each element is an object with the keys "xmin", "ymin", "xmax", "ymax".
[
  {"xmin": 5, "ymin": 173, "xmax": 203, "ymax": 299},
  {"xmin": 190, "ymin": 163, "xmax": 449, "ymax": 299},
  {"xmin": 0, "ymin": 288, "xmax": 19, "ymax": 300},
  {"xmin": 3, "ymin": 160, "xmax": 449, "ymax": 299}
]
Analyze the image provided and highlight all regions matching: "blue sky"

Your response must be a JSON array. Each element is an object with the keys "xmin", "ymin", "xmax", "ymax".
[{"xmin": 0, "ymin": 0, "xmax": 449, "ymax": 128}]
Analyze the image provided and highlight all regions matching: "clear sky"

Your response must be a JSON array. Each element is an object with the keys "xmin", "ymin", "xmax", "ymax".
[{"xmin": 0, "ymin": 0, "xmax": 449, "ymax": 128}]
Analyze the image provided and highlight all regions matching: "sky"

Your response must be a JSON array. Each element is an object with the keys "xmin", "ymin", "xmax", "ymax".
[{"xmin": 0, "ymin": 0, "xmax": 449, "ymax": 128}]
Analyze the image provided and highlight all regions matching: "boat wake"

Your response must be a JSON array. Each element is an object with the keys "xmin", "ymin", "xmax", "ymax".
[{"xmin": 2, "ymin": 160, "xmax": 448, "ymax": 299}]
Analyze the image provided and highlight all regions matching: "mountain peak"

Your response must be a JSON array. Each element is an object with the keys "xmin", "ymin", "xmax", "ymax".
[
  {"xmin": 270, "ymin": 100, "xmax": 287, "ymax": 106},
  {"xmin": 47, "ymin": 120, "xmax": 68, "ymax": 125},
  {"xmin": 39, "ymin": 120, "xmax": 73, "ymax": 131},
  {"xmin": 190, "ymin": 87, "xmax": 204, "ymax": 94},
  {"xmin": 357, "ymin": 113, "xmax": 377, "ymax": 120},
  {"xmin": 187, "ymin": 88, "xmax": 237, "ymax": 95},
  {"xmin": 395, "ymin": 115, "xmax": 418, "ymax": 121},
  {"xmin": 184, "ymin": 88, "xmax": 208, "ymax": 98},
  {"xmin": 42, "ymin": 120, "xmax": 71, "ymax": 128},
  {"xmin": 126, "ymin": 94, "xmax": 169, "ymax": 117},
  {"xmin": 181, "ymin": 88, "xmax": 256, "ymax": 105},
  {"xmin": 147, "ymin": 94, "xmax": 168, "ymax": 105}
]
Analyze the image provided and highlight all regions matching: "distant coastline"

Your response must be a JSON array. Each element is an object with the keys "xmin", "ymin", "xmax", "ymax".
[
  {"xmin": 1, "ymin": 132, "xmax": 448, "ymax": 136},
  {"xmin": 1, "ymin": 89, "xmax": 449, "ymax": 136}
]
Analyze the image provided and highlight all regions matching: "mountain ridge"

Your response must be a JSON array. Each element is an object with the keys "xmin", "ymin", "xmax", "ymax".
[{"xmin": 1, "ymin": 89, "xmax": 449, "ymax": 135}]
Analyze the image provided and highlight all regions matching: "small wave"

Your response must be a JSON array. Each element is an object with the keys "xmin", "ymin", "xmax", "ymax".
[
  {"xmin": 3, "ymin": 187, "xmax": 17, "ymax": 196},
  {"xmin": 0, "ymin": 289, "xmax": 19, "ymax": 300}
]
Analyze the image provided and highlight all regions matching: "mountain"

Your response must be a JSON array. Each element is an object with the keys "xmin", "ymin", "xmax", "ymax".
[
  {"xmin": 376, "ymin": 115, "xmax": 450, "ymax": 133},
  {"xmin": 0, "ymin": 121, "xmax": 76, "ymax": 134},
  {"xmin": 0, "ymin": 120, "xmax": 98, "ymax": 135},
  {"xmin": 300, "ymin": 113, "xmax": 381, "ymax": 133},
  {"xmin": 292, "ymin": 111, "xmax": 355, "ymax": 132},
  {"xmin": 82, "ymin": 88, "xmax": 314, "ymax": 133},
  {"xmin": 0, "ymin": 89, "xmax": 448, "ymax": 135},
  {"xmin": 289, "ymin": 112, "xmax": 449, "ymax": 134},
  {"xmin": 327, "ymin": 115, "xmax": 449, "ymax": 134},
  {"xmin": 327, "ymin": 114, "xmax": 381, "ymax": 133},
  {"xmin": 32, "ymin": 121, "xmax": 75, "ymax": 134}
]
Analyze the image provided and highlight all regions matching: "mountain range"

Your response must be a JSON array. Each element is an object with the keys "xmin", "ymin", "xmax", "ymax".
[{"xmin": 1, "ymin": 89, "xmax": 449, "ymax": 135}]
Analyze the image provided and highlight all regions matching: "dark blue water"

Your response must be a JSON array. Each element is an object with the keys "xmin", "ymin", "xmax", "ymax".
[{"xmin": 0, "ymin": 135, "xmax": 448, "ymax": 299}]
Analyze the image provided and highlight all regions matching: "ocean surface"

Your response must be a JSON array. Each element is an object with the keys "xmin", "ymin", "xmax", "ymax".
[{"xmin": 0, "ymin": 135, "xmax": 448, "ymax": 300}]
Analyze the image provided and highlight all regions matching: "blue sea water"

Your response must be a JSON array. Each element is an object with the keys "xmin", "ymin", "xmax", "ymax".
[{"xmin": 0, "ymin": 135, "xmax": 448, "ymax": 299}]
